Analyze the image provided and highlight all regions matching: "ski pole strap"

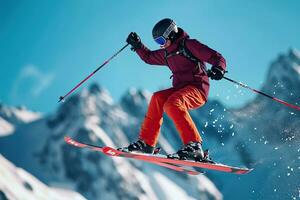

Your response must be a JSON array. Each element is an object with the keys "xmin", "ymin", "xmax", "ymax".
[
  {"xmin": 223, "ymin": 76, "xmax": 300, "ymax": 111},
  {"xmin": 58, "ymin": 44, "xmax": 129, "ymax": 102}
]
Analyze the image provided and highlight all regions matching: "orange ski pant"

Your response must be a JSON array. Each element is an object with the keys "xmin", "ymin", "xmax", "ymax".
[{"xmin": 139, "ymin": 85, "xmax": 206, "ymax": 147}]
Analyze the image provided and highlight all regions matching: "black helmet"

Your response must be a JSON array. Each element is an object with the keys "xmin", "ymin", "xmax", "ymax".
[{"xmin": 152, "ymin": 18, "xmax": 178, "ymax": 45}]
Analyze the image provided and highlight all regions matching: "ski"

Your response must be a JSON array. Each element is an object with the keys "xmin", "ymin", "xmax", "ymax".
[
  {"xmin": 102, "ymin": 146, "xmax": 252, "ymax": 174},
  {"xmin": 65, "ymin": 136, "xmax": 252, "ymax": 174},
  {"xmin": 64, "ymin": 136, "xmax": 200, "ymax": 175}
]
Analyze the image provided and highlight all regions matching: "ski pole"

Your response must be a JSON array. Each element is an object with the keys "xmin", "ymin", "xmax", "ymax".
[
  {"xmin": 58, "ymin": 44, "xmax": 130, "ymax": 103},
  {"xmin": 223, "ymin": 76, "xmax": 300, "ymax": 111}
]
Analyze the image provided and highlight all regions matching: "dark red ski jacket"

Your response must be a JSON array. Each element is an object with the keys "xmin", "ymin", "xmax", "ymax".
[{"xmin": 136, "ymin": 30, "xmax": 226, "ymax": 101}]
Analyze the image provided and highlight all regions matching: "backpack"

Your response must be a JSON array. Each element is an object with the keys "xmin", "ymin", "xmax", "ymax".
[{"xmin": 163, "ymin": 38, "xmax": 207, "ymax": 75}]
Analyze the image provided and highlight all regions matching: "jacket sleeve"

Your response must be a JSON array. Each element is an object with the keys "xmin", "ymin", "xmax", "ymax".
[
  {"xmin": 186, "ymin": 39, "xmax": 226, "ymax": 70},
  {"xmin": 135, "ymin": 44, "xmax": 166, "ymax": 66}
]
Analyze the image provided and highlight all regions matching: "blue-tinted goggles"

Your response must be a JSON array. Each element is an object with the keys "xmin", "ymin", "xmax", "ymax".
[{"xmin": 154, "ymin": 36, "xmax": 167, "ymax": 46}]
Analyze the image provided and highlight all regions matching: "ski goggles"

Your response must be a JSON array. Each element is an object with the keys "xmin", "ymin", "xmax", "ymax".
[{"xmin": 154, "ymin": 36, "xmax": 167, "ymax": 46}]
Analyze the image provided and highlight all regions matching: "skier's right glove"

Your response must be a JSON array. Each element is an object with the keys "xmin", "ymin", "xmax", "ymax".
[
  {"xmin": 126, "ymin": 32, "xmax": 142, "ymax": 50},
  {"xmin": 207, "ymin": 66, "xmax": 225, "ymax": 80}
]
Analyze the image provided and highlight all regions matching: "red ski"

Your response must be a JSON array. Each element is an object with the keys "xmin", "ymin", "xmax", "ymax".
[
  {"xmin": 64, "ymin": 136, "xmax": 200, "ymax": 175},
  {"xmin": 65, "ymin": 136, "xmax": 252, "ymax": 175}
]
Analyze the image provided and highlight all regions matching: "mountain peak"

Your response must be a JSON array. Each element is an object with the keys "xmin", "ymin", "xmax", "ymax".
[
  {"xmin": 235, "ymin": 49, "xmax": 300, "ymax": 143},
  {"xmin": 88, "ymin": 82, "xmax": 104, "ymax": 94},
  {"xmin": 264, "ymin": 49, "xmax": 300, "ymax": 96},
  {"xmin": 85, "ymin": 82, "xmax": 113, "ymax": 105},
  {"xmin": 288, "ymin": 48, "xmax": 300, "ymax": 61},
  {"xmin": 273, "ymin": 48, "xmax": 300, "ymax": 68},
  {"xmin": 0, "ymin": 104, "xmax": 41, "ymax": 124},
  {"xmin": 127, "ymin": 88, "xmax": 151, "ymax": 101},
  {"xmin": 0, "ymin": 104, "xmax": 41, "ymax": 136}
]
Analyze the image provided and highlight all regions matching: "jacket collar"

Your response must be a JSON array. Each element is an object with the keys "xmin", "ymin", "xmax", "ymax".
[{"xmin": 165, "ymin": 28, "xmax": 189, "ymax": 52}]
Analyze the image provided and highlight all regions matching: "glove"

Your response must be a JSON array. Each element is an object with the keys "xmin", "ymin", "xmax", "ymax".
[
  {"xmin": 207, "ymin": 66, "xmax": 225, "ymax": 80},
  {"xmin": 126, "ymin": 32, "xmax": 142, "ymax": 50}
]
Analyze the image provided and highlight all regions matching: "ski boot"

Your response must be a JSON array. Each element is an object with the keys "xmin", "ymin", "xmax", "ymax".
[
  {"xmin": 167, "ymin": 141, "xmax": 205, "ymax": 161},
  {"xmin": 202, "ymin": 149, "xmax": 215, "ymax": 164},
  {"xmin": 118, "ymin": 140, "xmax": 155, "ymax": 154}
]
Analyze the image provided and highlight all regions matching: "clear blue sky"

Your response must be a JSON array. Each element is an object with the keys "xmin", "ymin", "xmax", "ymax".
[{"xmin": 1, "ymin": 0, "xmax": 299, "ymax": 113}]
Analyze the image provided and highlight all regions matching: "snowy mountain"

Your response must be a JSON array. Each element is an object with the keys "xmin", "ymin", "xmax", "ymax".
[
  {"xmin": 221, "ymin": 48, "xmax": 300, "ymax": 199},
  {"xmin": 233, "ymin": 48, "xmax": 300, "ymax": 143},
  {"xmin": 0, "ymin": 49, "xmax": 299, "ymax": 200},
  {"xmin": 0, "ymin": 154, "xmax": 86, "ymax": 200},
  {"xmin": 0, "ymin": 117, "xmax": 14, "ymax": 137},
  {"xmin": 0, "ymin": 104, "xmax": 41, "ymax": 136},
  {"xmin": 0, "ymin": 83, "xmax": 222, "ymax": 200}
]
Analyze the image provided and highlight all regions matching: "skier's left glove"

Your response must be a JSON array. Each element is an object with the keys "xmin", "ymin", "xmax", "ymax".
[
  {"xmin": 207, "ymin": 66, "xmax": 225, "ymax": 80},
  {"xmin": 126, "ymin": 32, "xmax": 142, "ymax": 50}
]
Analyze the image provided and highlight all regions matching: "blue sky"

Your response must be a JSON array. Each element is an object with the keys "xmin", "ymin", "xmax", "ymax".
[{"xmin": 0, "ymin": 0, "xmax": 299, "ymax": 113}]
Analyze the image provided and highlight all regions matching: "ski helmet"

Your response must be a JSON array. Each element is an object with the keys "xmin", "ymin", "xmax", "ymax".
[{"xmin": 152, "ymin": 18, "xmax": 178, "ymax": 45}]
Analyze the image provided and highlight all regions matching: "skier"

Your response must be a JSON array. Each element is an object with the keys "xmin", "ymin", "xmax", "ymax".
[{"xmin": 119, "ymin": 18, "xmax": 226, "ymax": 161}]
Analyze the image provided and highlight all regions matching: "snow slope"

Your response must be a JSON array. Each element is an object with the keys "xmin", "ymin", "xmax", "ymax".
[{"xmin": 0, "ymin": 154, "xmax": 86, "ymax": 200}]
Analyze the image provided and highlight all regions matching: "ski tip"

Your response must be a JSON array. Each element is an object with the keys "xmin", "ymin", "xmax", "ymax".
[
  {"xmin": 247, "ymin": 168, "xmax": 254, "ymax": 173},
  {"xmin": 64, "ymin": 136, "xmax": 72, "ymax": 143},
  {"xmin": 237, "ymin": 168, "xmax": 254, "ymax": 174}
]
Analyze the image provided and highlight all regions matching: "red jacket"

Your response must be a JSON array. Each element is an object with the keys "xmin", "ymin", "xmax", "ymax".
[{"xmin": 136, "ymin": 30, "xmax": 226, "ymax": 101}]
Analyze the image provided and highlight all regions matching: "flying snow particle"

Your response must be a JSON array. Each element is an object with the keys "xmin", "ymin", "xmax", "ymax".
[
  {"xmin": 204, "ymin": 122, "xmax": 208, "ymax": 128},
  {"xmin": 264, "ymin": 140, "xmax": 269, "ymax": 145}
]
